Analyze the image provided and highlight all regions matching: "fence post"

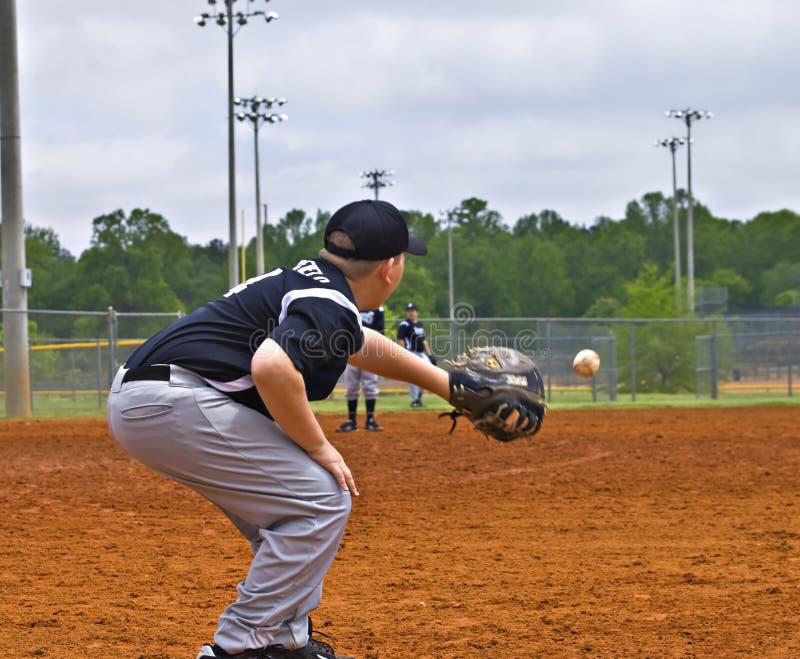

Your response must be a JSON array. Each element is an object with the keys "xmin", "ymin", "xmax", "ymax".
[
  {"xmin": 788, "ymin": 330, "xmax": 794, "ymax": 398},
  {"xmin": 96, "ymin": 340, "xmax": 102, "ymax": 407},
  {"xmin": 711, "ymin": 320, "xmax": 718, "ymax": 400},
  {"xmin": 545, "ymin": 321, "xmax": 552, "ymax": 403},
  {"xmin": 70, "ymin": 349, "xmax": 76, "ymax": 401},
  {"xmin": 28, "ymin": 343, "xmax": 34, "ymax": 412},
  {"xmin": 609, "ymin": 333, "xmax": 618, "ymax": 402},
  {"xmin": 107, "ymin": 306, "xmax": 117, "ymax": 387},
  {"xmin": 629, "ymin": 322, "xmax": 636, "ymax": 402}
]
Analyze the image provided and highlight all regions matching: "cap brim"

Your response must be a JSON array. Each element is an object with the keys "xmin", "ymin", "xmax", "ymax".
[{"xmin": 407, "ymin": 236, "xmax": 427, "ymax": 256}]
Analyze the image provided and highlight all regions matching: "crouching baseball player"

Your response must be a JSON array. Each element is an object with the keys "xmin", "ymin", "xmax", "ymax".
[{"xmin": 107, "ymin": 199, "xmax": 547, "ymax": 658}]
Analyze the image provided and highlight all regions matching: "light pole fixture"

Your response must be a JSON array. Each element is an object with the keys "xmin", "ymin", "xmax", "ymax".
[
  {"xmin": 666, "ymin": 108, "xmax": 713, "ymax": 313},
  {"xmin": 655, "ymin": 136, "xmax": 686, "ymax": 312},
  {"xmin": 195, "ymin": 0, "xmax": 280, "ymax": 288},
  {"xmin": 235, "ymin": 96, "xmax": 287, "ymax": 274},
  {"xmin": 360, "ymin": 169, "xmax": 394, "ymax": 200}
]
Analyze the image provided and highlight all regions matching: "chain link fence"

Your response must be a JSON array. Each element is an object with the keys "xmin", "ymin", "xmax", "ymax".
[{"xmin": 1, "ymin": 308, "xmax": 798, "ymax": 414}]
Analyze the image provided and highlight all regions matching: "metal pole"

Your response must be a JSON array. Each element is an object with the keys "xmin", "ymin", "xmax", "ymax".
[
  {"xmin": 226, "ymin": 0, "xmax": 239, "ymax": 288},
  {"xmin": 447, "ymin": 212, "xmax": 454, "ymax": 317},
  {"xmin": 107, "ymin": 306, "xmax": 117, "ymax": 387},
  {"xmin": 447, "ymin": 211, "xmax": 455, "ymax": 356},
  {"xmin": 96, "ymin": 340, "xmax": 102, "ymax": 407},
  {"xmin": 710, "ymin": 320, "xmax": 718, "ymax": 399},
  {"xmin": 609, "ymin": 334, "xmax": 617, "ymax": 402},
  {"xmin": 254, "ymin": 119, "xmax": 264, "ymax": 274},
  {"xmin": 685, "ymin": 116, "xmax": 695, "ymax": 314},
  {"xmin": 629, "ymin": 323, "xmax": 636, "ymax": 402},
  {"xmin": 0, "ymin": 0, "xmax": 32, "ymax": 418},
  {"xmin": 671, "ymin": 142, "xmax": 682, "ymax": 312}
]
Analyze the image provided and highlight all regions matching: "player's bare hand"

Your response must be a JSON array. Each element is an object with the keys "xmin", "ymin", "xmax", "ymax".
[{"xmin": 307, "ymin": 441, "xmax": 359, "ymax": 496}]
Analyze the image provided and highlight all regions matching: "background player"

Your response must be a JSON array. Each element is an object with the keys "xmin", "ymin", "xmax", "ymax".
[
  {"xmin": 396, "ymin": 302, "xmax": 437, "ymax": 407},
  {"xmin": 106, "ymin": 199, "xmax": 451, "ymax": 659},
  {"xmin": 336, "ymin": 306, "xmax": 385, "ymax": 432}
]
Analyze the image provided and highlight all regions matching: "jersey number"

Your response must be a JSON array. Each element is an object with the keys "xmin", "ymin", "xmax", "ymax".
[{"xmin": 223, "ymin": 269, "xmax": 282, "ymax": 298}]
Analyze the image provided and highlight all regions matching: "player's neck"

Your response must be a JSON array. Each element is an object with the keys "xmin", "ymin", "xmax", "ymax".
[{"xmin": 347, "ymin": 276, "xmax": 385, "ymax": 312}]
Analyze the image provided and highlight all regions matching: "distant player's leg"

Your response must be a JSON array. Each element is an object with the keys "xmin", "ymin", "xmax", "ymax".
[
  {"xmin": 363, "ymin": 371, "xmax": 382, "ymax": 431},
  {"xmin": 337, "ymin": 364, "xmax": 360, "ymax": 432},
  {"xmin": 409, "ymin": 353, "xmax": 429, "ymax": 406}
]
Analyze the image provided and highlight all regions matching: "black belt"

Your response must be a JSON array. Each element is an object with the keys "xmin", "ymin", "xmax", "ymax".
[{"xmin": 122, "ymin": 364, "xmax": 171, "ymax": 384}]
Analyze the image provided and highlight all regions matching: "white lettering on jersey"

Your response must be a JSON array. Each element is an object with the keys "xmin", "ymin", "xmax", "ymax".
[
  {"xmin": 293, "ymin": 260, "xmax": 331, "ymax": 283},
  {"xmin": 361, "ymin": 311, "xmax": 375, "ymax": 325},
  {"xmin": 223, "ymin": 268, "xmax": 282, "ymax": 298}
]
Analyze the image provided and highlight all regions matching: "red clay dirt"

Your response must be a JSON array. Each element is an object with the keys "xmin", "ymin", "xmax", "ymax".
[{"xmin": 0, "ymin": 406, "xmax": 798, "ymax": 658}]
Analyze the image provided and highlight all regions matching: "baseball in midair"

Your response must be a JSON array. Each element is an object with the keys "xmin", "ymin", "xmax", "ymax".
[{"xmin": 573, "ymin": 349, "xmax": 600, "ymax": 378}]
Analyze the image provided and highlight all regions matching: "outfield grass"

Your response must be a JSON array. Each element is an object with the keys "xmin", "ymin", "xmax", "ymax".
[{"xmin": 1, "ymin": 389, "xmax": 797, "ymax": 420}]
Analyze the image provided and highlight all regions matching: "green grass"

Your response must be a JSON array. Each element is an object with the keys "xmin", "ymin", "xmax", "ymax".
[
  {"xmin": 1, "ymin": 389, "xmax": 797, "ymax": 420},
  {"xmin": 544, "ymin": 389, "xmax": 800, "ymax": 409}
]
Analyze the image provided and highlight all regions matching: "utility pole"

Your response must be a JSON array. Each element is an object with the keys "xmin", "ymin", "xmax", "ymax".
[
  {"xmin": 655, "ymin": 136, "xmax": 686, "ymax": 312},
  {"xmin": 666, "ymin": 108, "xmax": 713, "ymax": 313},
  {"xmin": 235, "ymin": 96, "xmax": 287, "ymax": 274},
  {"xmin": 0, "ymin": 0, "xmax": 32, "ymax": 418},
  {"xmin": 195, "ymin": 0, "xmax": 280, "ymax": 288},
  {"xmin": 360, "ymin": 169, "xmax": 394, "ymax": 200}
]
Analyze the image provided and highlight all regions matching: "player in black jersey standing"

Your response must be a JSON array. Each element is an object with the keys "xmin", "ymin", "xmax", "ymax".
[
  {"xmin": 396, "ymin": 302, "xmax": 437, "ymax": 407},
  {"xmin": 106, "ymin": 200, "xmax": 452, "ymax": 659},
  {"xmin": 336, "ymin": 306, "xmax": 385, "ymax": 432}
]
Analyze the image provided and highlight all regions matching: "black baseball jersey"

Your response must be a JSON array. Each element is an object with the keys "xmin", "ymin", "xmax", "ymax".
[
  {"xmin": 125, "ymin": 258, "xmax": 364, "ymax": 418},
  {"xmin": 360, "ymin": 307, "xmax": 385, "ymax": 335},
  {"xmin": 397, "ymin": 318, "xmax": 427, "ymax": 353}
]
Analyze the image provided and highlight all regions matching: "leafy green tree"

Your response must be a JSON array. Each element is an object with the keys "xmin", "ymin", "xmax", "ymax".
[
  {"xmin": 75, "ymin": 208, "xmax": 184, "ymax": 312},
  {"xmin": 185, "ymin": 239, "xmax": 229, "ymax": 310},
  {"xmin": 512, "ymin": 237, "xmax": 573, "ymax": 316},
  {"xmin": 760, "ymin": 261, "xmax": 800, "ymax": 307},
  {"xmin": 617, "ymin": 264, "xmax": 695, "ymax": 392}
]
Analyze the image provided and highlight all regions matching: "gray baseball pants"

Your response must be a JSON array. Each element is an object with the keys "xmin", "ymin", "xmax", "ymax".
[
  {"xmin": 343, "ymin": 363, "xmax": 379, "ymax": 400},
  {"xmin": 408, "ymin": 352, "xmax": 430, "ymax": 402},
  {"xmin": 107, "ymin": 364, "xmax": 351, "ymax": 653}
]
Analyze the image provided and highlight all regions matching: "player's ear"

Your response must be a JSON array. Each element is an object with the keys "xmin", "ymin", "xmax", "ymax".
[{"xmin": 376, "ymin": 257, "xmax": 395, "ymax": 284}]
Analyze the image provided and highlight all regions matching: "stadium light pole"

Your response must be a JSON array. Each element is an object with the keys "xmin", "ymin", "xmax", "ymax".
[
  {"xmin": 655, "ymin": 136, "xmax": 686, "ymax": 312},
  {"xmin": 0, "ymin": 0, "xmax": 32, "ymax": 418},
  {"xmin": 195, "ymin": 0, "xmax": 280, "ymax": 288},
  {"xmin": 360, "ymin": 169, "xmax": 394, "ymax": 200},
  {"xmin": 666, "ymin": 108, "xmax": 713, "ymax": 313},
  {"xmin": 234, "ymin": 96, "xmax": 287, "ymax": 274}
]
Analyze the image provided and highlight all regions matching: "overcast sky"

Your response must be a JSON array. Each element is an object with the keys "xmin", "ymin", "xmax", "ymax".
[{"xmin": 13, "ymin": 0, "xmax": 800, "ymax": 257}]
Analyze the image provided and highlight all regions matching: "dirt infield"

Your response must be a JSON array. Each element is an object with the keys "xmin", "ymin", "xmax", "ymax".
[{"xmin": 1, "ymin": 407, "xmax": 798, "ymax": 658}]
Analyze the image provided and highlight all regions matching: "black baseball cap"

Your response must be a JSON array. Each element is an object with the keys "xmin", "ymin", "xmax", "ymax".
[
  {"xmin": 324, "ymin": 199, "xmax": 427, "ymax": 260},
  {"xmin": 406, "ymin": 302, "xmax": 418, "ymax": 311}
]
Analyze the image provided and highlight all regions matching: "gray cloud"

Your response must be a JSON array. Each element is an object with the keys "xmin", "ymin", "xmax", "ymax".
[{"xmin": 13, "ymin": 0, "xmax": 800, "ymax": 256}]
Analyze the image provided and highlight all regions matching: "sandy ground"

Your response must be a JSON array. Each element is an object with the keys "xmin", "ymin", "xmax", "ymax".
[{"xmin": 1, "ymin": 406, "xmax": 798, "ymax": 658}]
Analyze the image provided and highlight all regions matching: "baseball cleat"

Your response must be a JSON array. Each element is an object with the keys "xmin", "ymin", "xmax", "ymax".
[
  {"xmin": 196, "ymin": 644, "xmax": 264, "ymax": 658},
  {"xmin": 196, "ymin": 642, "xmax": 354, "ymax": 659},
  {"xmin": 364, "ymin": 418, "xmax": 383, "ymax": 432},
  {"xmin": 335, "ymin": 420, "xmax": 358, "ymax": 432}
]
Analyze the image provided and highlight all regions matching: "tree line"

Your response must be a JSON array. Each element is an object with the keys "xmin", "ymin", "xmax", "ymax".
[{"xmin": 6, "ymin": 190, "xmax": 800, "ymax": 340}]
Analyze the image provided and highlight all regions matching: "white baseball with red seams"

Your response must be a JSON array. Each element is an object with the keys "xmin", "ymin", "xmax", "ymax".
[{"xmin": 573, "ymin": 349, "xmax": 600, "ymax": 377}]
